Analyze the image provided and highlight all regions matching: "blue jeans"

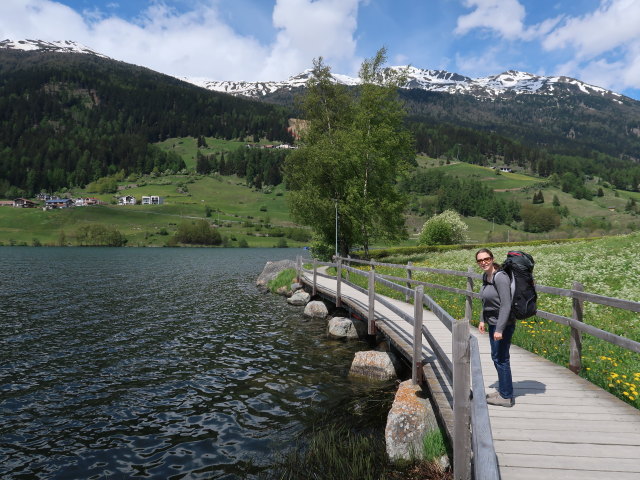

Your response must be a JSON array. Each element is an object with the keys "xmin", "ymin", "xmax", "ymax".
[{"xmin": 488, "ymin": 323, "xmax": 515, "ymax": 399}]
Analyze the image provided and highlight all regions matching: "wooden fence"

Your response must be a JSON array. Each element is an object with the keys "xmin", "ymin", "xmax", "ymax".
[{"xmin": 296, "ymin": 254, "xmax": 640, "ymax": 480}]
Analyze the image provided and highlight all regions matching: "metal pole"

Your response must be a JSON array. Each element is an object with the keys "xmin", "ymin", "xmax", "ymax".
[{"xmin": 335, "ymin": 199, "xmax": 338, "ymax": 258}]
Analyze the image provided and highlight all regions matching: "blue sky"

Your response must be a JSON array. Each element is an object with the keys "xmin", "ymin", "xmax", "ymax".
[{"xmin": 2, "ymin": 0, "xmax": 640, "ymax": 99}]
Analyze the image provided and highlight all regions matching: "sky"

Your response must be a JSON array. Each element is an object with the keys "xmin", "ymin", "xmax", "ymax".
[{"xmin": 2, "ymin": 0, "xmax": 640, "ymax": 100}]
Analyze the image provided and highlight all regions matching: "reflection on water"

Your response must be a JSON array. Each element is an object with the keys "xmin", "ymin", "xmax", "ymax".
[{"xmin": 0, "ymin": 247, "xmax": 393, "ymax": 479}]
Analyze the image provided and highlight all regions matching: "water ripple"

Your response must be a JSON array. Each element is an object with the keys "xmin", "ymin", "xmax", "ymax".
[{"xmin": 0, "ymin": 247, "xmax": 391, "ymax": 479}]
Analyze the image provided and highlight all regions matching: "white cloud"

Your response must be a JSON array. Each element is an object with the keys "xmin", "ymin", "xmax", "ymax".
[
  {"xmin": 262, "ymin": 0, "xmax": 362, "ymax": 79},
  {"xmin": 542, "ymin": 0, "xmax": 640, "ymax": 91},
  {"xmin": 0, "ymin": 0, "xmax": 366, "ymax": 81},
  {"xmin": 455, "ymin": 0, "xmax": 527, "ymax": 39},
  {"xmin": 543, "ymin": 0, "xmax": 640, "ymax": 58},
  {"xmin": 455, "ymin": 0, "xmax": 561, "ymax": 41}
]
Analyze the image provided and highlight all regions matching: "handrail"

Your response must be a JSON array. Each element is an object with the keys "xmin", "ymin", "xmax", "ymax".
[
  {"xmin": 334, "ymin": 256, "xmax": 640, "ymax": 362},
  {"xmin": 300, "ymin": 254, "xmax": 640, "ymax": 480}
]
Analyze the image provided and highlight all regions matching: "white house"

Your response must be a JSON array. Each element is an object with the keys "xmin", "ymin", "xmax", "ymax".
[
  {"xmin": 141, "ymin": 195, "xmax": 163, "ymax": 205},
  {"xmin": 499, "ymin": 167, "xmax": 513, "ymax": 173},
  {"xmin": 118, "ymin": 195, "xmax": 137, "ymax": 205}
]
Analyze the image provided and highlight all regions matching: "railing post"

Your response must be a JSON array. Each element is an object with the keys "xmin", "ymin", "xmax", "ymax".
[
  {"xmin": 296, "ymin": 255, "xmax": 302, "ymax": 283},
  {"xmin": 465, "ymin": 267, "xmax": 474, "ymax": 322},
  {"xmin": 336, "ymin": 257, "xmax": 342, "ymax": 308},
  {"xmin": 346, "ymin": 255, "xmax": 351, "ymax": 282},
  {"xmin": 368, "ymin": 268, "xmax": 376, "ymax": 335},
  {"xmin": 405, "ymin": 261, "xmax": 413, "ymax": 303},
  {"xmin": 453, "ymin": 318, "xmax": 471, "ymax": 480},
  {"xmin": 569, "ymin": 281, "xmax": 584, "ymax": 374},
  {"xmin": 312, "ymin": 258, "xmax": 317, "ymax": 297},
  {"xmin": 412, "ymin": 285, "xmax": 424, "ymax": 384}
]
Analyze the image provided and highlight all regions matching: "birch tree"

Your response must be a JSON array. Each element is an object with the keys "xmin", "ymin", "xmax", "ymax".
[{"xmin": 285, "ymin": 48, "xmax": 414, "ymax": 258}]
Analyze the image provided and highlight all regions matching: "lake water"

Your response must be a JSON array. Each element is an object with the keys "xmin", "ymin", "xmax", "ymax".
[{"xmin": 0, "ymin": 247, "xmax": 394, "ymax": 479}]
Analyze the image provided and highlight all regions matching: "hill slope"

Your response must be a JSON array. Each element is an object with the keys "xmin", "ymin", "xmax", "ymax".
[{"xmin": 0, "ymin": 47, "xmax": 293, "ymax": 197}]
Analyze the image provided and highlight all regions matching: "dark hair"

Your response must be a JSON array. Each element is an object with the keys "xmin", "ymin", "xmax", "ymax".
[{"xmin": 475, "ymin": 248, "xmax": 501, "ymax": 270}]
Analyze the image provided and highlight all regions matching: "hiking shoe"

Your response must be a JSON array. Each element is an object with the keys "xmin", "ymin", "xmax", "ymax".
[{"xmin": 486, "ymin": 392, "xmax": 514, "ymax": 407}]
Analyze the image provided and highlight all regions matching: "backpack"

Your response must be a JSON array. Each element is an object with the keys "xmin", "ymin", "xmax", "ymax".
[{"xmin": 501, "ymin": 251, "xmax": 538, "ymax": 320}]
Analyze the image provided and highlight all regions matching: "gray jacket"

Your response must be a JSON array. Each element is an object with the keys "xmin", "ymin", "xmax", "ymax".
[{"xmin": 480, "ymin": 270, "xmax": 514, "ymax": 333}]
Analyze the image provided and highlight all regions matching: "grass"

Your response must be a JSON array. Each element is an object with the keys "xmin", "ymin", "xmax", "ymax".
[
  {"xmin": 267, "ymin": 268, "xmax": 298, "ymax": 293},
  {"xmin": 337, "ymin": 234, "xmax": 640, "ymax": 409},
  {"xmin": 422, "ymin": 429, "xmax": 448, "ymax": 462},
  {"xmin": 0, "ymin": 172, "xmax": 309, "ymax": 248}
]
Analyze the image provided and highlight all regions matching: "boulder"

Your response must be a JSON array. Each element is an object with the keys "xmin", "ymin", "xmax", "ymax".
[
  {"xmin": 287, "ymin": 290, "xmax": 310, "ymax": 306},
  {"xmin": 290, "ymin": 282, "xmax": 303, "ymax": 292},
  {"xmin": 349, "ymin": 350, "xmax": 402, "ymax": 380},
  {"xmin": 276, "ymin": 286, "xmax": 291, "ymax": 297},
  {"xmin": 256, "ymin": 259, "xmax": 296, "ymax": 291},
  {"xmin": 304, "ymin": 300, "xmax": 328, "ymax": 318},
  {"xmin": 328, "ymin": 317, "xmax": 367, "ymax": 339},
  {"xmin": 385, "ymin": 380, "xmax": 440, "ymax": 461}
]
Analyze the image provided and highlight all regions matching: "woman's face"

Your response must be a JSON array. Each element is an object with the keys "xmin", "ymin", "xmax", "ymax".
[{"xmin": 476, "ymin": 252, "xmax": 494, "ymax": 272}]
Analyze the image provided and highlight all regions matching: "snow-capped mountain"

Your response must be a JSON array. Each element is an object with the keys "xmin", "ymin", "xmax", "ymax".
[
  {"xmin": 183, "ymin": 65, "xmax": 622, "ymax": 101},
  {"xmin": 0, "ymin": 39, "xmax": 109, "ymax": 58},
  {"xmin": 0, "ymin": 38, "xmax": 624, "ymax": 102}
]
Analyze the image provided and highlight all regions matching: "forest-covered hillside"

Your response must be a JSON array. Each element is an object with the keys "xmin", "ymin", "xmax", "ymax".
[{"xmin": 0, "ymin": 49, "xmax": 293, "ymax": 197}]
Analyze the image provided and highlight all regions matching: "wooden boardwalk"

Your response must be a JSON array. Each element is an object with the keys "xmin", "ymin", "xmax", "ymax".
[{"xmin": 302, "ymin": 271, "xmax": 640, "ymax": 480}]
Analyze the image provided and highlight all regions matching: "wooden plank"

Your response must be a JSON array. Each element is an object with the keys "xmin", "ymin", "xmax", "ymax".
[
  {"xmin": 498, "ymin": 453, "xmax": 640, "ymax": 472},
  {"xmin": 493, "ymin": 439, "xmax": 640, "ymax": 458},
  {"xmin": 498, "ymin": 467, "xmax": 640, "ymax": 480},
  {"xmin": 492, "ymin": 428, "xmax": 640, "ymax": 445}
]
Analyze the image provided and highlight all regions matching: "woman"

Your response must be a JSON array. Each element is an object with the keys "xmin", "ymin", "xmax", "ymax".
[{"xmin": 476, "ymin": 248, "xmax": 515, "ymax": 407}]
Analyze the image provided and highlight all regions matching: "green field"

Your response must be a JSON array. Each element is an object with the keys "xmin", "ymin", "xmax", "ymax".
[{"xmin": 0, "ymin": 172, "xmax": 308, "ymax": 248}]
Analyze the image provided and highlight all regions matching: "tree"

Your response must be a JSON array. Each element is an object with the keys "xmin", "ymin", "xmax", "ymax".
[
  {"xmin": 532, "ymin": 190, "xmax": 545, "ymax": 204},
  {"xmin": 418, "ymin": 210, "xmax": 468, "ymax": 246},
  {"xmin": 284, "ymin": 48, "xmax": 414, "ymax": 257}
]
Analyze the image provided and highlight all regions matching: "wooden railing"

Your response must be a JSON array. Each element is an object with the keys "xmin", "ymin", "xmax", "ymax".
[{"xmin": 296, "ymin": 254, "xmax": 640, "ymax": 480}]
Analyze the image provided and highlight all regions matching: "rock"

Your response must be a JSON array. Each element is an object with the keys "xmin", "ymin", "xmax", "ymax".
[
  {"xmin": 256, "ymin": 259, "xmax": 296, "ymax": 291},
  {"xmin": 287, "ymin": 290, "xmax": 310, "ymax": 306},
  {"xmin": 276, "ymin": 286, "xmax": 291, "ymax": 297},
  {"xmin": 328, "ymin": 317, "xmax": 367, "ymax": 339},
  {"xmin": 349, "ymin": 350, "xmax": 401, "ymax": 380},
  {"xmin": 385, "ymin": 380, "xmax": 440, "ymax": 461},
  {"xmin": 290, "ymin": 282, "xmax": 303, "ymax": 291},
  {"xmin": 304, "ymin": 300, "xmax": 328, "ymax": 318}
]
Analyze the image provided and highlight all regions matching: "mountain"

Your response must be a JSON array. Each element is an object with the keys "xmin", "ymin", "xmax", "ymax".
[
  {"xmin": 2, "ymin": 39, "xmax": 640, "ymax": 193},
  {"xmin": 0, "ymin": 39, "xmax": 293, "ymax": 197},
  {"xmin": 183, "ymin": 65, "xmax": 626, "ymax": 103},
  {"xmin": 182, "ymin": 63, "xmax": 640, "ymax": 167}
]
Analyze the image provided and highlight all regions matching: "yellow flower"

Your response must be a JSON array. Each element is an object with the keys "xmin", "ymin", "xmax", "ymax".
[{"xmin": 623, "ymin": 392, "xmax": 629, "ymax": 396}]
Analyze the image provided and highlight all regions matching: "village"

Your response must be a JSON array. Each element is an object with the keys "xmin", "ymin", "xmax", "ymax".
[{"xmin": 0, "ymin": 194, "xmax": 164, "ymax": 209}]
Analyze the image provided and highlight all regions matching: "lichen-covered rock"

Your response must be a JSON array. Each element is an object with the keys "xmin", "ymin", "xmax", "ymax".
[
  {"xmin": 304, "ymin": 300, "xmax": 328, "ymax": 318},
  {"xmin": 349, "ymin": 350, "xmax": 401, "ymax": 380},
  {"xmin": 385, "ymin": 380, "xmax": 440, "ymax": 461},
  {"xmin": 328, "ymin": 317, "xmax": 367, "ymax": 339},
  {"xmin": 287, "ymin": 290, "xmax": 310, "ymax": 306},
  {"xmin": 256, "ymin": 259, "xmax": 296, "ymax": 291}
]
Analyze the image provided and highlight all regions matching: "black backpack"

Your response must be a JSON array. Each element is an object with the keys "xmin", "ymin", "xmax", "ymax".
[{"xmin": 501, "ymin": 251, "xmax": 538, "ymax": 319}]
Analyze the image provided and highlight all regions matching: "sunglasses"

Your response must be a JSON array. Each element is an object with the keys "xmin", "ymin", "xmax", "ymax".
[{"xmin": 476, "ymin": 257, "xmax": 492, "ymax": 264}]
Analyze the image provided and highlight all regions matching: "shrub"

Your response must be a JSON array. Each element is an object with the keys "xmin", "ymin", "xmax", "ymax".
[{"xmin": 418, "ymin": 210, "xmax": 468, "ymax": 246}]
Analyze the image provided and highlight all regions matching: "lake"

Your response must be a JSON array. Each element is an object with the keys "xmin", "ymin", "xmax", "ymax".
[{"xmin": 0, "ymin": 247, "xmax": 393, "ymax": 479}]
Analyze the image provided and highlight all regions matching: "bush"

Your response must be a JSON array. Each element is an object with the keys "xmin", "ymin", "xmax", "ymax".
[
  {"xmin": 174, "ymin": 220, "xmax": 222, "ymax": 245},
  {"xmin": 418, "ymin": 210, "xmax": 468, "ymax": 246}
]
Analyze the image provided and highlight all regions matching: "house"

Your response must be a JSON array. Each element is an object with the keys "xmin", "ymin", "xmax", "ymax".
[
  {"xmin": 141, "ymin": 195, "xmax": 163, "ymax": 205},
  {"xmin": 499, "ymin": 167, "xmax": 513, "ymax": 173},
  {"xmin": 75, "ymin": 197, "xmax": 102, "ymax": 206},
  {"xmin": 0, "ymin": 200, "xmax": 15, "ymax": 207},
  {"xmin": 15, "ymin": 198, "xmax": 38, "ymax": 208},
  {"xmin": 45, "ymin": 198, "xmax": 74, "ymax": 209},
  {"xmin": 118, "ymin": 195, "xmax": 137, "ymax": 205}
]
